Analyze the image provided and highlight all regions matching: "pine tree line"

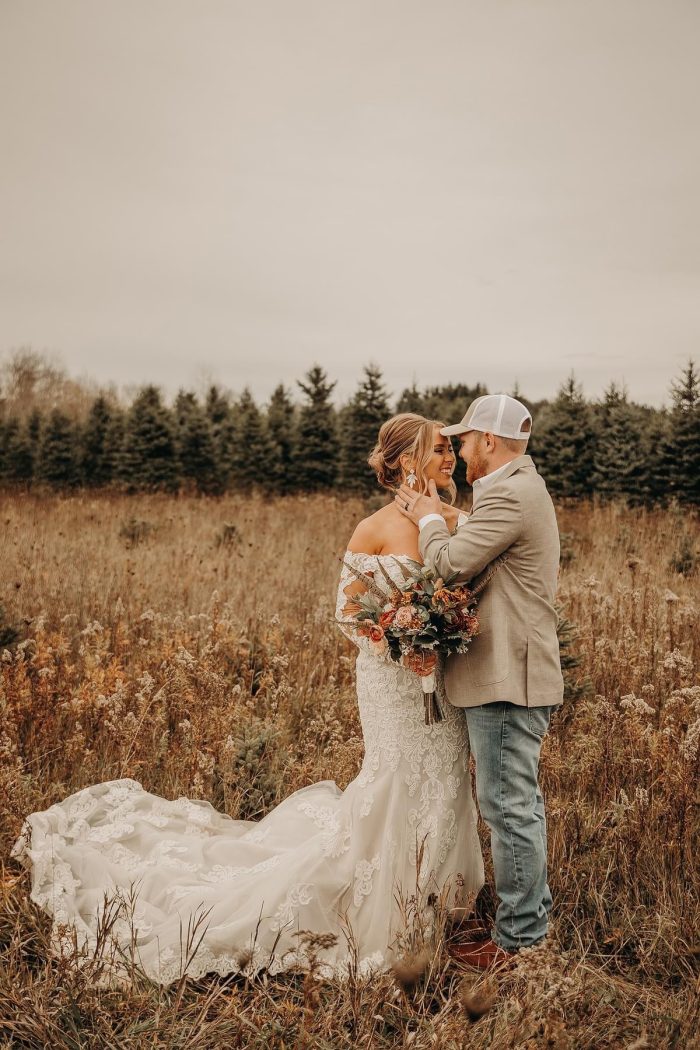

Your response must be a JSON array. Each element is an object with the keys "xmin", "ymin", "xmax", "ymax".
[
  {"xmin": 529, "ymin": 364, "xmax": 700, "ymax": 505},
  {"xmin": 0, "ymin": 361, "xmax": 698, "ymax": 504}
]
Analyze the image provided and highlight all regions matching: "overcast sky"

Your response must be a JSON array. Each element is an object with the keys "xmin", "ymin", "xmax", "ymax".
[{"xmin": 1, "ymin": 0, "xmax": 699, "ymax": 407}]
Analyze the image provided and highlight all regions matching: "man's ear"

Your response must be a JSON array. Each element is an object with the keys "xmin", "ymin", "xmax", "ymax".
[{"xmin": 482, "ymin": 431, "xmax": 496, "ymax": 452}]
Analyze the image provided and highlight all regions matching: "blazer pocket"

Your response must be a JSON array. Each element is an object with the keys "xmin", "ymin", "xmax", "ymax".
[{"xmin": 469, "ymin": 618, "xmax": 510, "ymax": 687}]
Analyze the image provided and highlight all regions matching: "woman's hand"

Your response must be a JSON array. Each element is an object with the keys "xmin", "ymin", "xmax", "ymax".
[
  {"xmin": 395, "ymin": 479, "xmax": 442, "ymax": 524},
  {"xmin": 403, "ymin": 650, "xmax": 437, "ymax": 676}
]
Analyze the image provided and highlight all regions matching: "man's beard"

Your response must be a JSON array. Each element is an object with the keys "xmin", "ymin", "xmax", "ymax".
[{"xmin": 466, "ymin": 441, "xmax": 488, "ymax": 486}]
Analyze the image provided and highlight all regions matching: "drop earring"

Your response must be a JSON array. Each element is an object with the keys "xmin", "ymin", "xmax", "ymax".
[{"xmin": 406, "ymin": 468, "xmax": 417, "ymax": 489}]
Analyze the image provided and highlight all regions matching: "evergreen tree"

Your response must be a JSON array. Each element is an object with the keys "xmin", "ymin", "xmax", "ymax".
[
  {"xmin": 664, "ymin": 360, "xmax": 700, "ymax": 505},
  {"xmin": 174, "ymin": 389, "xmax": 198, "ymax": 431},
  {"xmin": 267, "ymin": 384, "xmax": 298, "ymax": 493},
  {"xmin": 530, "ymin": 375, "xmax": 596, "ymax": 498},
  {"xmin": 205, "ymin": 384, "xmax": 231, "ymax": 431},
  {"xmin": 216, "ymin": 410, "xmax": 239, "ymax": 492},
  {"xmin": 340, "ymin": 365, "xmax": 391, "ymax": 493},
  {"xmin": 26, "ymin": 409, "xmax": 42, "ymax": 476},
  {"xmin": 174, "ymin": 390, "xmax": 199, "ymax": 470},
  {"xmin": 174, "ymin": 390, "xmax": 220, "ymax": 494},
  {"xmin": 554, "ymin": 610, "xmax": 591, "ymax": 729},
  {"xmin": 122, "ymin": 386, "xmax": 179, "ymax": 491},
  {"xmin": 591, "ymin": 383, "xmax": 647, "ymax": 503},
  {"xmin": 0, "ymin": 416, "xmax": 35, "ymax": 483},
  {"xmin": 82, "ymin": 396, "xmax": 116, "ymax": 487},
  {"xmin": 105, "ymin": 406, "xmax": 128, "ymax": 486},
  {"xmin": 204, "ymin": 385, "xmax": 236, "ymax": 489},
  {"xmin": 37, "ymin": 409, "xmax": 80, "ymax": 488},
  {"xmin": 556, "ymin": 610, "xmax": 591, "ymax": 704},
  {"xmin": 422, "ymin": 382, "xmax": 488, "ymax": 425},
  {"xmin": 396, "ymin": 380, "xmax": 426, "ymax": 414},
  {"xmin": 293, "ymin": 366, "xmax": 338, "ymax": 491},
  {"xmin": 231, "ymin": 388, "xmax": 273, "ymax": 491},
  {"xmin": 640, "ymin": 408, "xmax": 670, "ymax": 506}
]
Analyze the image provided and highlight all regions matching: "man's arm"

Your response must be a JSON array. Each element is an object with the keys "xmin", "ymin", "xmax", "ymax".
[{"xmin": 419, "ymin": 485, "xmax": 522, "ymax": 581}]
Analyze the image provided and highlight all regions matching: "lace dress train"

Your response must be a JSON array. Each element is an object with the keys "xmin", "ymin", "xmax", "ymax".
[{"xmin": 11, "ymin": 553, "xmax": 484, "ymax": 984}]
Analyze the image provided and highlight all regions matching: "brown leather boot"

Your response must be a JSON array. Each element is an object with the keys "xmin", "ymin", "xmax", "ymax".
[
  {"xmin": 446, "ymin": 916, "xmax": 491, "ymax": 941},
  {"xmin": 448, "ymin": 938, "xmax": 516, "ymax": 971}
]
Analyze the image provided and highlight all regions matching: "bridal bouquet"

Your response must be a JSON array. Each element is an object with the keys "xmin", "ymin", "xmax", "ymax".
[{"xmin": 341, "ymin": 558, "xmax": 488, "ymax": 725}]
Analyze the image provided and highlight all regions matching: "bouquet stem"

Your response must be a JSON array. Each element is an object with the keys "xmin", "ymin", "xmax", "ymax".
[{"xmin": 421, "ymin": 670, "xmax": 443, "ymax": 725}]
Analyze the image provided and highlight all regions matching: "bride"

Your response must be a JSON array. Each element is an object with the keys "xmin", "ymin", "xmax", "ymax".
[{"xmin": 12, "ymin": 413, "xmax": 484, "ymax": 984}]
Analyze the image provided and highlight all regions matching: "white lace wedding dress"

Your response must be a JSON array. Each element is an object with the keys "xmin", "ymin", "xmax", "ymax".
[{"xmin": 12, "ymin": 543, "xmax": 484, "ymax": 985}]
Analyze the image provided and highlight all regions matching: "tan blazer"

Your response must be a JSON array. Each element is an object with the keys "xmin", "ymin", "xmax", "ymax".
[{"xmin": 420, "ymin": 455, "xmax": 564, "ymax": 709}]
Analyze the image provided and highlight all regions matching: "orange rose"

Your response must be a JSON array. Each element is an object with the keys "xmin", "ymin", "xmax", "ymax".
[
  {"xmin": 379, "ymin": 610, "xmax": 396, "ymax": 628},
  {"xmin": 368, "ymin": 625, "xmax": 385, "ymax": 642}
]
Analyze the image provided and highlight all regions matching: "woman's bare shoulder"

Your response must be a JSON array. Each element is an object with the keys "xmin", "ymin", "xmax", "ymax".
[{"xmin": 345, "ymin": 506, "xmax": 394, "ymax": 554}]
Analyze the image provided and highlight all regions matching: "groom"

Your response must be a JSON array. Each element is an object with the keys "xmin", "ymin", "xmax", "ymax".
[{"xmin": 396, "ymin": 393, "xmax": 563, "ymax": 970}]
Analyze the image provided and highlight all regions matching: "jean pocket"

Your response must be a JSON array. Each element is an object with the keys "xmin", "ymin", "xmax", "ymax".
[{"xmin": 527, "ymin": 706, "xmax": 551, "ymax": 738}]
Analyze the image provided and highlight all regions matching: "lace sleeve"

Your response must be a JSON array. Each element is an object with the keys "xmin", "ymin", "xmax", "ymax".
[{"xmin": 335, "ymin": 553, "xmax": 395, "ymax": 663}]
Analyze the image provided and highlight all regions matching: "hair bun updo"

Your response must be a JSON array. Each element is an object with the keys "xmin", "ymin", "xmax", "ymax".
[
  {"xmin": 368, "ymin": 443, "xmax": 401, "ymax": 491},
  {"xmin": 368, "ymin": 413, "xmax": 435, "ymax": 492}
]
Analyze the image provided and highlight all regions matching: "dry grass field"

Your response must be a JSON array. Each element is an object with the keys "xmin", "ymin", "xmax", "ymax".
[{"xmin": 0, "ymin": 491, "xmax": 698, "ymax": 1049}]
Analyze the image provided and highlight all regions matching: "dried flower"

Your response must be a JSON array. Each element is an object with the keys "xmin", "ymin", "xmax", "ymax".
[
  {"xmin": 460, "ymin": 978, "xmax": 498, "ymax": 1021},
  {"xmin": 390, "ymin": 950, "xmax": 431, "ymax": 993}
]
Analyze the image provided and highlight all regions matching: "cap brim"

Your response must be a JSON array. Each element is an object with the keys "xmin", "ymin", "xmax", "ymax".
[{"xmin": 440, "ymin": 424, "xmax": 471, "ymax": 436}]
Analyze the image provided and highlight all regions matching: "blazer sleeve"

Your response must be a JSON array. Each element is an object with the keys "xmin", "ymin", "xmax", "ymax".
[{"xmin": 419, "ymin": 485, "xmax": 522, "ymax": 582}]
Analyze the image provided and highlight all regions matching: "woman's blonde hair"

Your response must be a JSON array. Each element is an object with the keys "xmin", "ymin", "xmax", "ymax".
[{"xmin": 368, "ymin": 413, "xmax": 456, "ymax": 504}]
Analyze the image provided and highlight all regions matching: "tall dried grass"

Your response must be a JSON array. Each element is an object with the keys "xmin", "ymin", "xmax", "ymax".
[{"xmin": 0, "ymin": 492, "xmax": 698, "ymax": 1048}]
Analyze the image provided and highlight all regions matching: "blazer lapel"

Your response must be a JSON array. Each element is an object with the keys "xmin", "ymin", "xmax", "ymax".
[{"xmin": 495, "ymin": 454, "xmax": 535, "ymax": 484}]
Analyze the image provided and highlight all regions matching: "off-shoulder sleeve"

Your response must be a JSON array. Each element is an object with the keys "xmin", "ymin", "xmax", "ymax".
[{"xmin": 335, "ymin": 553, "xmax": 394, "ymax": 663}]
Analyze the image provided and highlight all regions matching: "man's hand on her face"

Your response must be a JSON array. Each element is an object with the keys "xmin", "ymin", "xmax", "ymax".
[{"xmin": 394, "ymin": 478, "xmax": 442, "ymax": 526}]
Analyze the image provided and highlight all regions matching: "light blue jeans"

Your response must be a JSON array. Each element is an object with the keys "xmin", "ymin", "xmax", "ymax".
[{"xmin": 464, "ymin": 702, "xmax": 555, "ymax": 951}]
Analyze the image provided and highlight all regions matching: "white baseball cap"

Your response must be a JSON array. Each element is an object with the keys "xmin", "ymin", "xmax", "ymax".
[{"xmin": 440, "ymin": 394, "xmax": 532, "ymax": 440}]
